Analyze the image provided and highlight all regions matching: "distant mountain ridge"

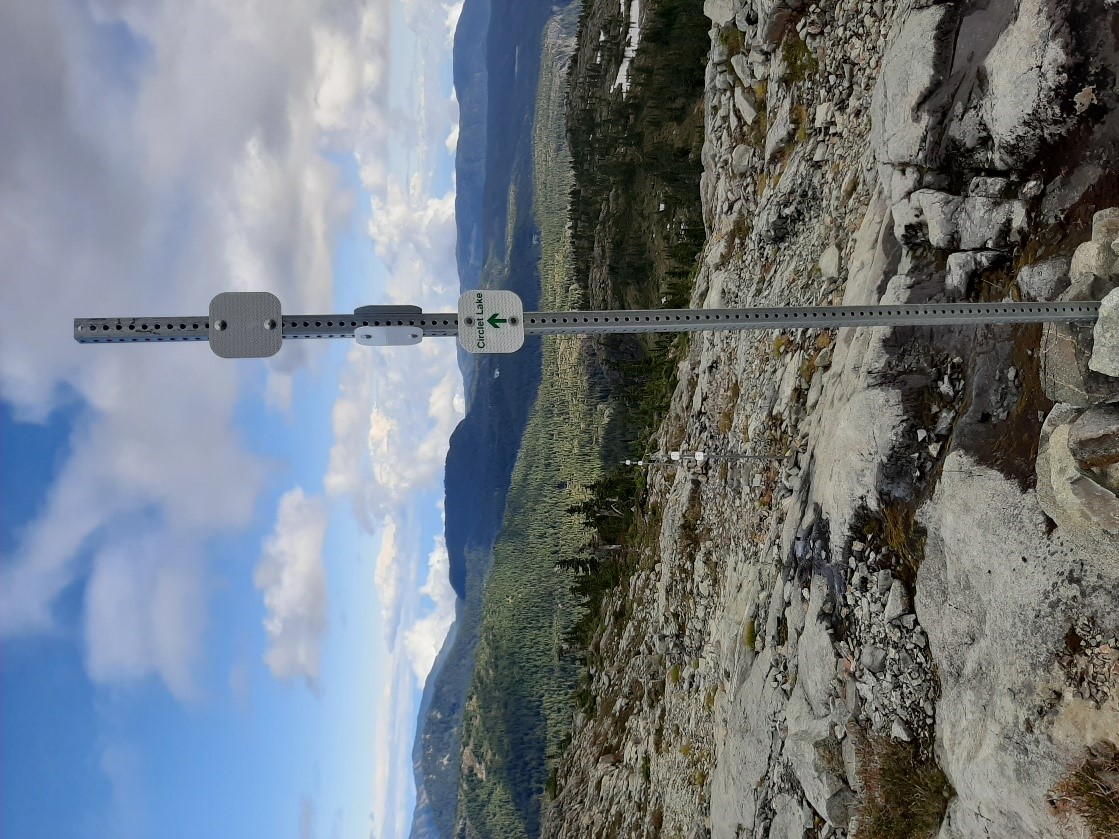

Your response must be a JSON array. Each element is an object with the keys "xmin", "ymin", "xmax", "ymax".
[{"xmin": 408, "ymin": 0, "xmax": 568, "ymax": 836}]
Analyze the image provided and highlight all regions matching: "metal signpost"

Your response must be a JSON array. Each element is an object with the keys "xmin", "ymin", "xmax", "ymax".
[{"xmin": 74, "ymin": 290, "xmax": 1102, "ymax": 358}]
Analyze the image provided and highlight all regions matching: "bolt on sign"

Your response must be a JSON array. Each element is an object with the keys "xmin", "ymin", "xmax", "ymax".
[{"xmin": 457, "ymin": 290, "xmax": 525, "ymax": 354}]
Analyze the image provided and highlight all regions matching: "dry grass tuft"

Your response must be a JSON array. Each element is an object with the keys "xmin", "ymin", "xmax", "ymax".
[
  {"xmin": 853, "ymin": 731, "xmax": 953, "ymax": 839},
  {"xmin": 1050, "ymin": 744, "xmax": 1119, "ymax": 839},
  {"xmin": 880, "ymin": 500, "xmax": 925, "ymax": 587}
]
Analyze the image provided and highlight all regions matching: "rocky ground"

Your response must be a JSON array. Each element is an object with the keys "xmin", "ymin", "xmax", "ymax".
[{"xmin": 543, "ymin": 1, "xmax": 1119, "ymax": 838}]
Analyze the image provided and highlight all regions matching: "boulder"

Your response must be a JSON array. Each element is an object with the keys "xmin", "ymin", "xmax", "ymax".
[
  {"xmin": 1068, "ymin": 404, "xmax": 1119, "ymax": 468},
  {"xmin": 768, "ymin": 795, "xmax": 806, "ymax": 839},
  {"xmin": 945, "ymin": 251, "xmax": 1001, "ymax": 298},
  {"xmin": 1047, "ymin": 424, "xmax": 1119, "ymax": 534},
  {"xmin": 785, "ymin": 691, "xmax": 854, "ymax": 827},
  {"xmin": 968, "ymin": 176, "xmax": 1010, "ymax": 199},
  {"xmin": 979, "ymin": 0, "xmax": 1070, "ymax": 169},
  {"xmin": 730, "ymin": 53, "xmax": 751, "ymax": 82},
  {"xmin": 819, "ymin": 244, "xmax": 841, "ymax": 280},
  {"xmin": 904, "ymin": 191, "xmax": 1028, "ymax": 250},
  {"xmin": 910, "ymin": 190, "xmax": 963, "ymax": 248},
  {"xmin": 883, "ymin": 580, "xmax": 910, "ymax": 623},
  {"xmin": 869, "ymin": 6, "xmax": 953, "ymax": 165},
  {"xmin": 1090, "ymin": 286, "xmax": 1119, "ymax": 377},
  {"xmin": 1092, "ymin": 206, "xmax": 1119, "ymax": 245},
  {"xmin": 891, "ymin": 196, "xmax": 926, "ymax": 248},
  {"xmin": 859, "ymin": 646, "xmax": 887, "ymax": 673},
  {"xmin": 1069, "ymin": 240, "xmax": 1115, "ymax": 284},
  {"xmin": 1041, "ymin": 321, "xmax": 1119, "ymax": 407},
  {"xmin": 731, "ymin": 143, "xmax": 752, "ymax": 175},
  {"xmin": 704, "ymin": 0, "xmax": 736, "ymax": 25},
  {"xmin": 765, "ymin": 96, "xmax": 794, "ymax": 162},
  {"xmin": 734, "ymin": 85, "xmax": 759, "ymax": 126},
  {"xmin": 1016, "ymin": 257, "xmax": 1070, "ymax": 301}
]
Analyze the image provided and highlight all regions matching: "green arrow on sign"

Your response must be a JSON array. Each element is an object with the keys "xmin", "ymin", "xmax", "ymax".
[{"xmin": 487, "ymin": 312, "xmax": 507, "ymax": 329}]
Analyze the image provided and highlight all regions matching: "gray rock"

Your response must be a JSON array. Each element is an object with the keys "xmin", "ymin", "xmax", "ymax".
[
  {"xmin": 765, "ymin": 96, "xmax": 793, "ymax": 162},
  {"xmin": 890, "ymin": 719, "xmax": 913, "ymax": 742},
  {"xmin": 730, "ymin": 53, "xmax": 750, "ymax": 82},
  {"xmin": 1041, "ymin": 321, "xmax": 1119, "ymax": 406},
  {"xmin": 819, "ymin": 245, "xmax": 841, "ymax": 279},
  {"xmin": 1093, "ymin": 207, "xmax": 1119, "ymax": 245},
  {"xmin": 945, "ymin": 251, "xmax": 1001, "ymax": 298},
  {"xmin": 1068, "ymin": 404, "xmax": 1119, "ymax": 468},
  {"xmin": 921, "ymin": 450, "xmax": 1119, "ymax": 839},
  {"xmin": 883, "ymin": 580, "xmax": 910, "ymax": 623},
  {"xmin": 911, "ymin": 190, "xmax": 963, "ymax": 248},
  {"xmin": 869, "ymin": 6, "xmax": 952, "ymax": 165},
  {"xmin": 1016, "ymin": 257, "xmax": 1070, "ymax": 301},
  {"xmin": 860, "ymin": 646, "xmax": 887, "ymax": 673},
  {"xmin": 703, "ymin": 0, "xmax": 736, "ymax": 25},
  {"xmin": 1047, "ymin": 425, "xmax": 1119, "ymax": 534},
  {"xmin": 957, "ymin": 197, "xmax": 1028, "ymax": 250},
  {"xmin": 969, "ymin": 176, "xmax": 1010, "ymax": 199},
  {"xmin": 734, "ymin": 85, "xmax": 759, "ymax": 126},
  {"xmin": 768, "ymin": 795, "xmax": 806, "ymax": 839},
  {"xmin": 891, "ymin": 197, "xmax": 925, "ymax": 247},
  {"xmin": 1090, "ymin": 287, "xmax": 1119, "ymax": 377},
  {"xmin": 731, "ymin": 144, "xmax": 752, "ymax": 175},
  {"xmin": 1070, "ymin": 240, "xmax": 1115, "ymax": 284},
  {"xmin": 978, "ymin": 0, "xmax": 1070, "ymax": 169},
  {"xmin": 785, "ymin": 692, "xmax": 854, "ymax": 827}
]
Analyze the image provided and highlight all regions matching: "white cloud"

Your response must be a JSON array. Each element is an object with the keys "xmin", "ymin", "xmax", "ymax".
[
  {"xmin": 0, "ymin": 0, "xmax": 400, "ymax": 695},
  {"xmin": 255, "ymin": 488, "xmax": 330, "ymax": 688},
  {"xmin": 84, "ymin": 536, "xmax": 207, "ymax": 701},
  {"xmin": 372, "ymin": 519, "xmax": 403, "ymax": 638},
  {"xmin": 401, "ymin": 536, "xmax": 457, "ymax": 682}
]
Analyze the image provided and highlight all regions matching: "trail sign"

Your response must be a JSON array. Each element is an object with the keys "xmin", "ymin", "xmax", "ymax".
[{"xmin": 457, "ymin": 290, "xmax": 525, "ymax": 354}]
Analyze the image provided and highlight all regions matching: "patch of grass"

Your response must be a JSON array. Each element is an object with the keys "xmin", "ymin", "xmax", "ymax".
[
  {"xmin": 719, "ymin": 25, "xmax": 745, "ymax": 56},
  {"xmin": 794, "ymin": 102, "xmax": 810, "ymax": 144},
  {"xmin": 668, "ymin": 664, "xmax": 682, "ymax": 685},
  {"xmin": 704, "ymin": 687, "xmax": 718, "ymax": 711},
  {"xmin": 879, "ymin": 499, "xmax": 926, "ymax": 588},
  {"xmin": 719, "ymin": 380, "xmax": 742, "ymax": 435},
  {"xmin": 782, "ymin": 36, "xmax": 819, "ymax": 85},
  {"xmin": 800, "ymin": 351, "xmax": 819, "ymax": 382},
  {"xmin": 853, "ymin": 731, "xmax": 953, "ymax": 839},
  {"xmin": 743, "ymin": 618, "xmax": 757, "ymax": 650},
  {"xmin": 773, "ymin": 334, "xmax": 793, "ymax": 355},
  {"xmin": 1050, "ymin": 744, "xmax": 1119, "ymax": 839},
  {"xmin": 818, "ymin": 735, "xmax": 846, "ymax": 779}
]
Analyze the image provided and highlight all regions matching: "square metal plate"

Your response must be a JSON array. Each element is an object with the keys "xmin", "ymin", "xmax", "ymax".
[
  {"xmin": 457, "ymin": 290, "xmax": 525, "ymax": 354},
  {"xmin": 208, "ymin": 292, "xmax": 282, "ymax": 358}
]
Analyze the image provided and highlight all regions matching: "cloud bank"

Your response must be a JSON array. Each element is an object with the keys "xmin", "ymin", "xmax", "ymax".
[
  {"xmin": 255, "ymin": 488, "xmax": 330, "ymax": 687},
  {"xmin": 0, "ymin": 0, "xmax": 391, "ymax": 695}
]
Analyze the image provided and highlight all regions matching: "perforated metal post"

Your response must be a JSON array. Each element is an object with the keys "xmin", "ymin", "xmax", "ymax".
[{"xmin": 75, "ymin": 293, "xmax": 1103, "ymax": 357}]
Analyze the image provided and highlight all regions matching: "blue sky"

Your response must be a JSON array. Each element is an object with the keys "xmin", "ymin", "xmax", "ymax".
[{"xmin": 0, "ymin": 1, "xmax": 465, "ymax": 837}]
